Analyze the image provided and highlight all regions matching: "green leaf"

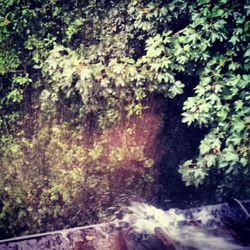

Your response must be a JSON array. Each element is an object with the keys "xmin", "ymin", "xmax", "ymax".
[
  {"xmin": 200, "ymin": 141, "xmax": 211, "ymax": 155},
  {"xmin": 182, "ymin": 112, "xmax": 195, "ymax": 126},
  {"xmin": 234, "ymin": 100, "xmax": 243, "ymax": 111},
  {"xmin": 206, "ymin": 154, "xmax": 216, "ymax": 167}
]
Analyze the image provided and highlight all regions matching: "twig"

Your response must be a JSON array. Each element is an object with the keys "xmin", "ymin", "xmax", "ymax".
[{"xmin": 234, "ymin": 198, "xmax": 250, "ymax": 218}]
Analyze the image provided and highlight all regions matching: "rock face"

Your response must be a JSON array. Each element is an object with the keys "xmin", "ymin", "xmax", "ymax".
[
  {"xmin": 0, "ymin": 200, "xmax": 249, "ymax": 250},
  {"xmin": 0, "ymin": 222, "xmax": 125, "ymax": 250}
]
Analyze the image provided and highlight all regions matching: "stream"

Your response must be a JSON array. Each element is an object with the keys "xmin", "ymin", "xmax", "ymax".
[
  {"xmin": 0, "ymin": 200, "xmax": 250, "ymax": 249},
  {"xmin": 122, "ymin": 201, "xmax": 250, "ymax": 250}
]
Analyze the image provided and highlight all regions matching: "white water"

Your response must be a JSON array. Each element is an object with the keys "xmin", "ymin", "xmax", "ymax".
[{"xmin": 122, "ymin": 202, "xmax": 247, "ymax": 250}]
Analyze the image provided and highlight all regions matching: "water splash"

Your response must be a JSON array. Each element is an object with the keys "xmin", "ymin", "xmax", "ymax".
[{"xmin": 122, "ymin": 202, "xmax": 248, "ymax": 250}]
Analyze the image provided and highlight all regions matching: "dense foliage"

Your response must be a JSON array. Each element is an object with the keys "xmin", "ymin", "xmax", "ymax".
[{"xmin": 0, "ymin": 0, "xmax": 249, "ymax": 239}]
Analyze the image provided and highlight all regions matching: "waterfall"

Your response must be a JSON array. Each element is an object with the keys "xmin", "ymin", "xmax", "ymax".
[{"xmin": 122, "ymin": 202, "xmax": 249, "ymax": 250}]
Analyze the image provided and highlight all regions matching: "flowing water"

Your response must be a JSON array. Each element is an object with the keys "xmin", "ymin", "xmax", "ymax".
[
  {"xmin": 1, "ymin": 201, "xmax": 249, "ymax": 250},
  {"xmin": 122, "ymin": 202, "xmax": 249, "ymax": 250}
]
